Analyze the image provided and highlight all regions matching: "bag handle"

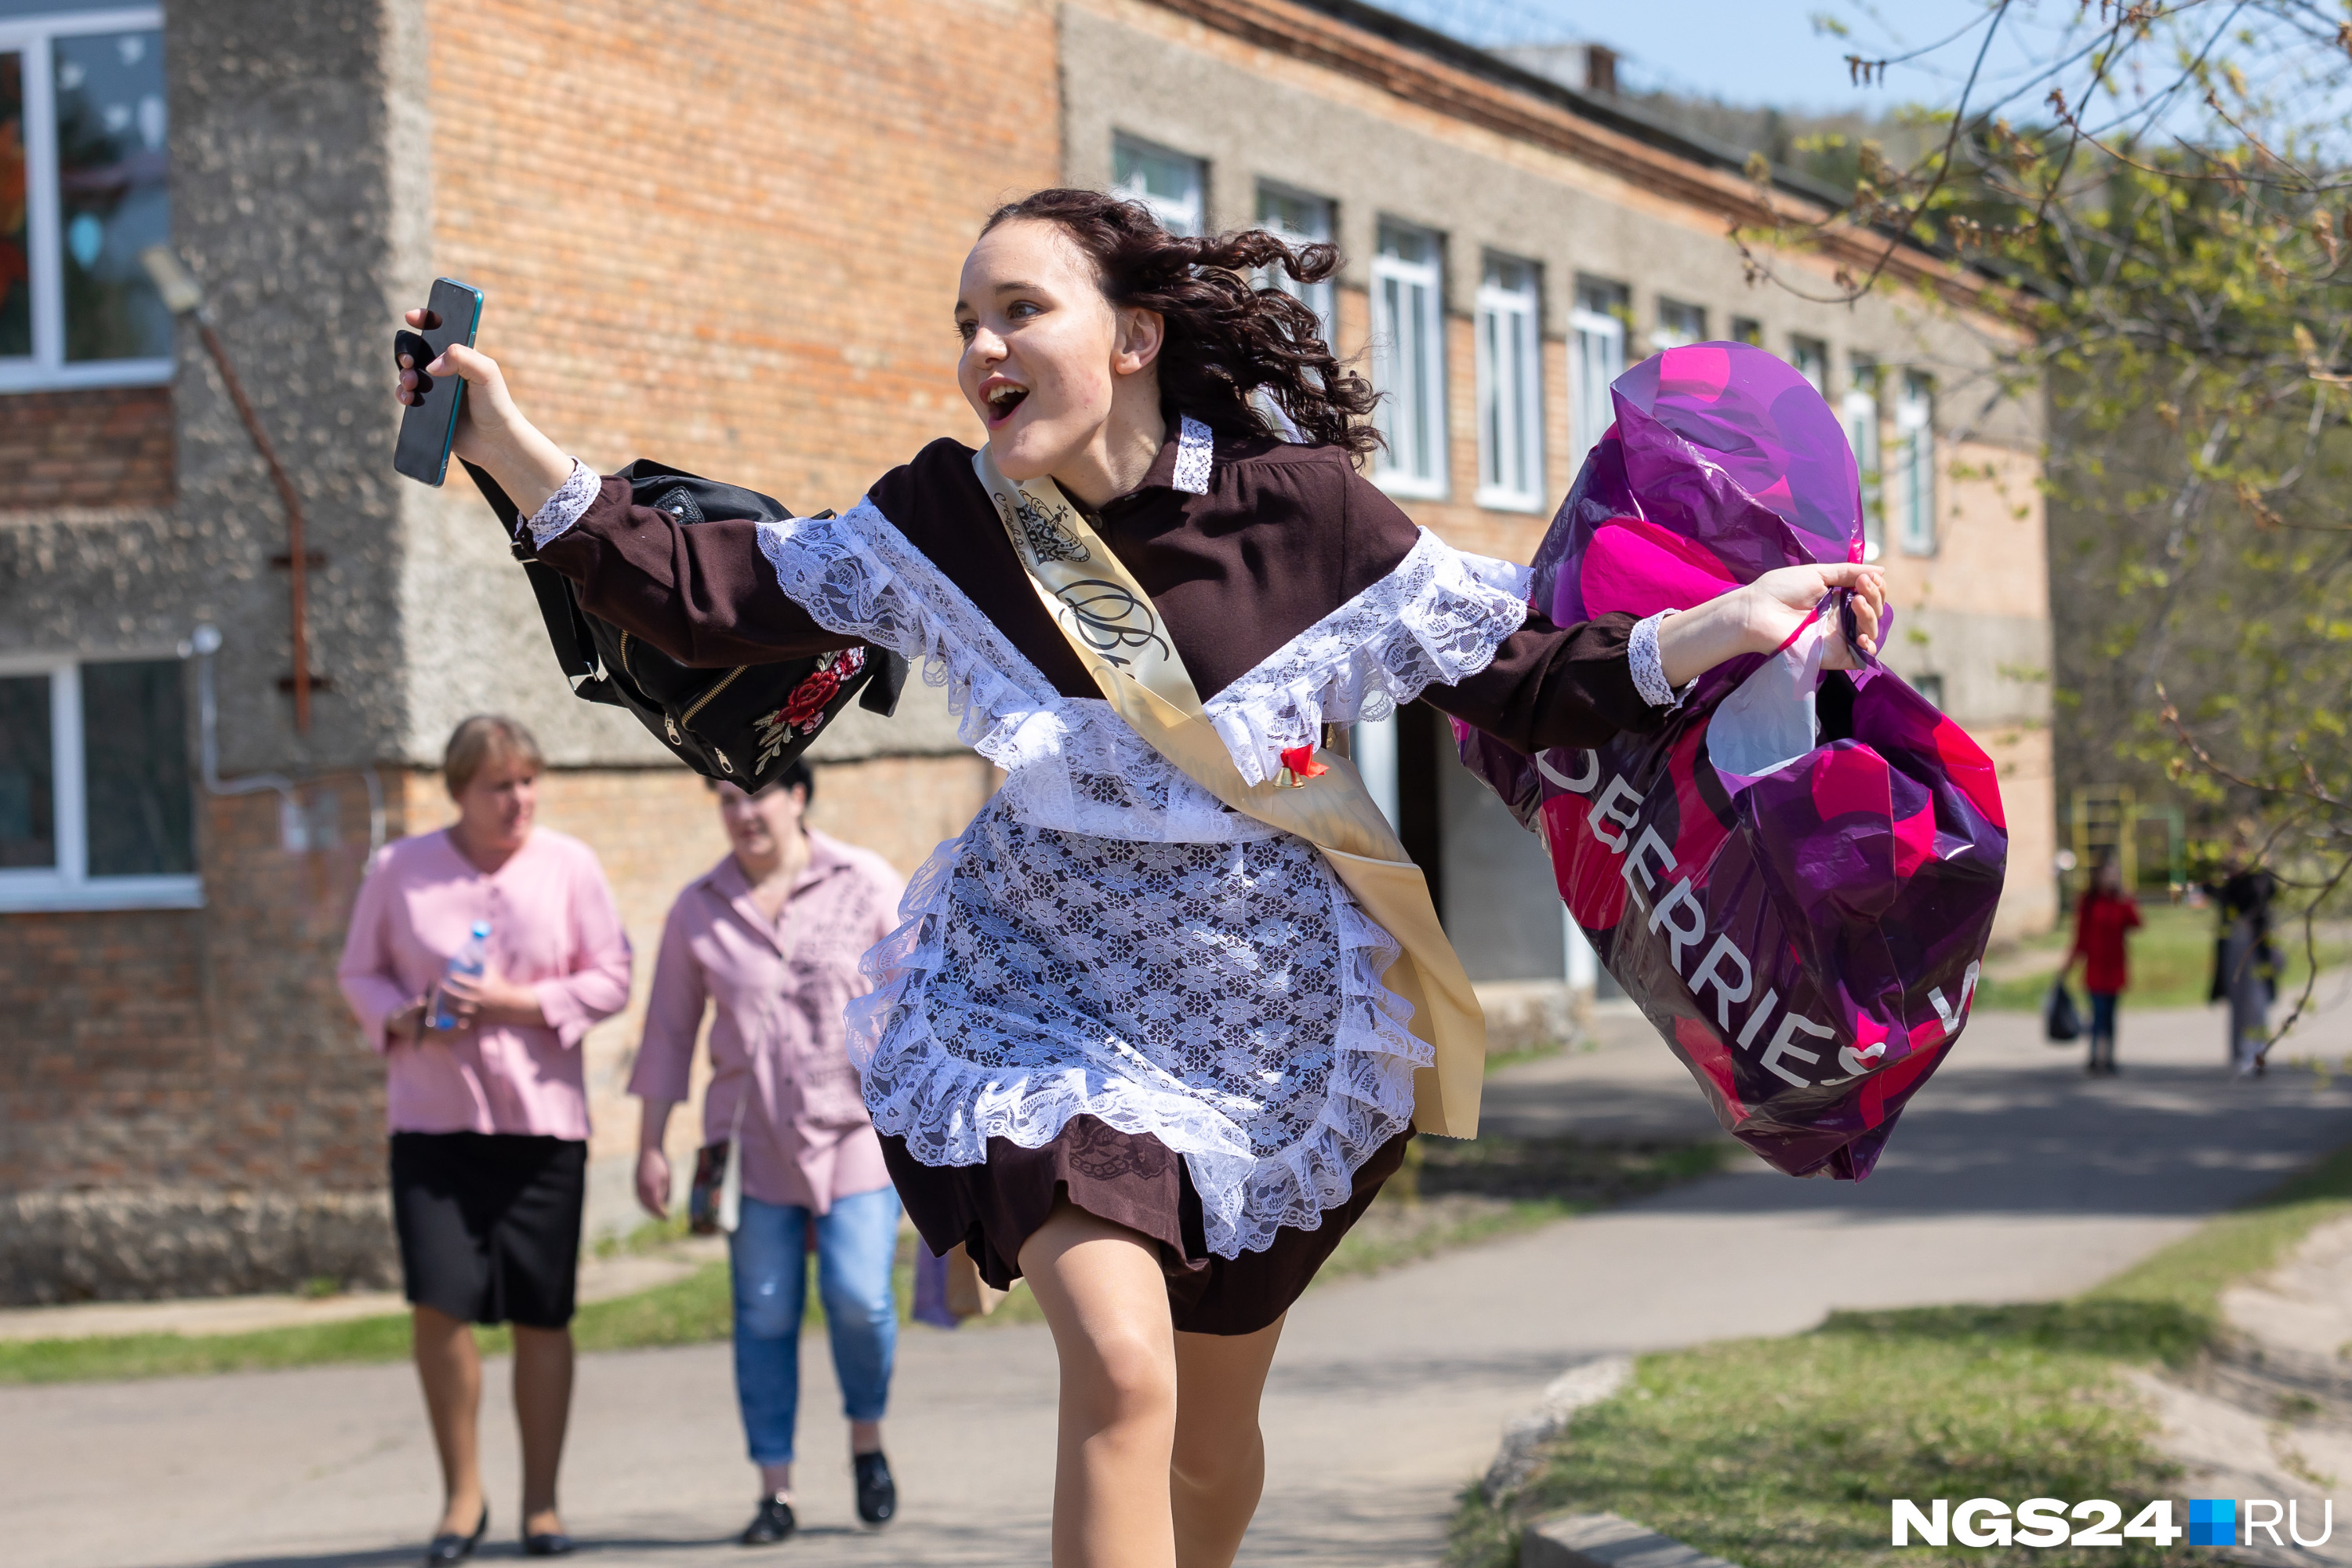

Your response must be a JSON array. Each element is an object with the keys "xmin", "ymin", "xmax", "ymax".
[{"xmin": 459, "ymin": 459, "xmax": 609, "ymax": 699}]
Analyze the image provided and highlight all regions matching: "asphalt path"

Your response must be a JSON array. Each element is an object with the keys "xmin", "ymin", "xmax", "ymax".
[{"xmin": 7, "ymin": 1004, "xmax": 2349, "ymax": 1568}]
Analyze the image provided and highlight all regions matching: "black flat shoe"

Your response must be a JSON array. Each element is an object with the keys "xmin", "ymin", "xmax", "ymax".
[
  {"xmin": 741, "ymin": 1494, "xmax": 797, "ymax": 1546},
  {"xmin": 423, "ymin": 1503, "xmax": 487, "ymax": 1566},
  {"xmin": 521, "ymin": 1528, "xmax": 574, "ymax": 1557},
  {"xmin": 854, "ymin": 1451, "xmax": 896, "ymax": 1526}
]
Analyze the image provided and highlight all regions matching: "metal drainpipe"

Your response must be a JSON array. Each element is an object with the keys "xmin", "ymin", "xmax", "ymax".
[{"xmin": 143, "ymin": 245, "xmax": 320, "ymax": 731}]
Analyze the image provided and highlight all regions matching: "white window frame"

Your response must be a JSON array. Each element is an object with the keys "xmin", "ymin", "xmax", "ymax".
[
  {"xmin": 0, "ymin": 6, "xmax": 172, "ymax": 393},
  {"xmin": 1112, "ymin": 132, "xmax": 1204, "ymax": 237},
  {"xmin": 1568, "ymin": 283, "xmax": 1626, "ymax": 474},
  {"xmin": 1370, "ymin": 219, "xmax": 1447, "ymax": 499},
  {"xmin": 1896, "ymin": 371, "xmax": 1936, "ymax": 555},
  {"xmin": 1254, "ymin": 180, "xmax": 1335, "ymax": 346},
  {"xmin": 1789, "ymin": 335, "xmax": 1829, "ymax": 397},
  {"xmin": 1653, "ymin": 297, "xmax": 1705, "ymax": 350},
  {"xmin": 1474, "ymin": 254, "xmax": 1544, "ymax": 512},
  {"xmin": 1842, "ymin": 361, "xmax": 1883, "ymax": 561},
  {"xmin": 0, "ymin": 651, "xmax": 201, "ymax": 911}
]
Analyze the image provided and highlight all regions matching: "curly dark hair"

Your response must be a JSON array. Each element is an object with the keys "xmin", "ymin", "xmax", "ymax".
[{"xmin": 980, "ymin": 188, "xmax": 1383, "ymax": 458}]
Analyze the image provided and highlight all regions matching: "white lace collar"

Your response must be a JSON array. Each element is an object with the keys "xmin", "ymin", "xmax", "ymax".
[{"xmin": 1172, "ymin": 415, "xmax": 1214, "ymax": 495}]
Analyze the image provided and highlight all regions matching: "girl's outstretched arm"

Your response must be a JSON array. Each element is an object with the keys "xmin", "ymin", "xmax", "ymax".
[{"xmin": 394, "ymin": 309, "xmax": 858, "ymax": 667}]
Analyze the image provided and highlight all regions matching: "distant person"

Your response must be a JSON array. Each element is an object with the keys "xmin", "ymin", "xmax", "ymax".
[
  {"xmin": 2066, "ymin": 860, "xmax": 2140, "ymax": 1076},
  {"xmin": 2209, "ymin": 853, "xmax": 2279, "ymax": 1077},
  {"xmin": 630, "ymin": 762, "xmax": 907, "ymax": 1545},
  {"xmin": 338, "ymin": 714, "xmax": 632, "ymax": 1564}
]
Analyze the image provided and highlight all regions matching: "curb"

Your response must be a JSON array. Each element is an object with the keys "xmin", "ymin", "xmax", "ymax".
[
  {"xmin": 1520, "ymin": 1512, "xmax": 1745, "ymax": 1568},
  {"xmin": 1481, "ymin": 1354, "xmax": 1634, "ymax": 1499}
]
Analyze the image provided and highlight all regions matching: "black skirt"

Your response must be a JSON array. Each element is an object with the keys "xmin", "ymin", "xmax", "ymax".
[
  {"xmin": 881, "ymin": 1116, "xmax": 1410, "ymax": 1337},
  {"xmin": 389, "ymin": 1132, "xmax": 587, "ymax": 1329}
]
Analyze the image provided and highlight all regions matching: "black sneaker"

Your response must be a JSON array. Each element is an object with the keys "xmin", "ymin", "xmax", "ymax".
[
  {"xmin": 854, "ymin": 1451, "xmax": 897, "ymax": 1526},
  {"xmin": 740, "ymin": 1494, "xmax": 796, "ymax": 1547}
]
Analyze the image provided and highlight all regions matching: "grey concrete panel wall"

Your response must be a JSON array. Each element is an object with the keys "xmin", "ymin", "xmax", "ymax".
[
  {"xmin": 164, "ymin": 0, "xmax": 415, "ymax": 774},
  {"xmin": 2, "ymin": 2, "xmax": 412, "ymax": 775},
  {"xmin": 1058, "ymin": 4, "xmax": 2038, "ymax": 452}
]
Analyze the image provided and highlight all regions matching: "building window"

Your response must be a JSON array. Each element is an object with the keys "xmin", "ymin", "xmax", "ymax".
[
  {"xmin": 1474, "ymin": 254, "xmax": 1542, "ymax": 512},
  {"xmin": 1370, "ymin": 219, "xmax": 1446, "ymax": 498},
  {"xmin": 1896, "ymin": 370, "xmax": 1936, "ymax": 554},
  {"xmin": 1913, "ymin": 673, "xmax": 1945, "ymax": 710},
  {"xmin": 1, "ymin": 8, "xmax": 171, "ymax": 393},
  {"xmin": 1730, "ymin": 316, "xmax": 1762, "ymax": 347},
  {"xmin": 1842, "ymin": 358, "xmax": 1883, "ymax": 561},
  {"xmin": 1255, "ymin": 181, "xmax": 1334, "ymax": 346},
  {"xmin": 1653, "ymin": 297, "xmax": 1706, "ymax": 350},
  {"xmin": 1569, "ymin": 279, "xmax": 1626, "ymax": 474},
  {"xmin": 1112, "ymin": 133, "xmax": 1204, "ymax": 236},
  {"xmin": 0, "ymin": 655, "xmax": 198, "ymax": 910},
  {"xmin": 1789, "ymin": 336, "xmax": 1828, "ymax": 397}
]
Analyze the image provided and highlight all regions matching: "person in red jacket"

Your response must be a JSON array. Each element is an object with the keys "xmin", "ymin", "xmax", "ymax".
[{"xmin": 2068, "ymin": 861, "xmax": 2143, "ymax": 1076}]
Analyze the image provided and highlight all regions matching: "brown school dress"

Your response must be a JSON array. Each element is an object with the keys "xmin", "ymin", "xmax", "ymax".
[{"xmin": 525, "ymin": 416, "xmax": 1668, "ymax": 1333}]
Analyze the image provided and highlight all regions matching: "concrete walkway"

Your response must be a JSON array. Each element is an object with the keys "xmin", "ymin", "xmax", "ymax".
[{"xmin": 5, "ymin": 1004, "xmax": 2348, "ymax": 1568}]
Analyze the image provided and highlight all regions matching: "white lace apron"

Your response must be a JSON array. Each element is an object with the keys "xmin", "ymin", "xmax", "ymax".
[{"xmin": 746, "ymin": 474, "xmax": 1537, "ymax": 1259}]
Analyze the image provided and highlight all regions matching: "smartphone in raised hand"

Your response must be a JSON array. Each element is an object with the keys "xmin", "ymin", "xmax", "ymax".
[{"xmin": 393, "ymin": 277, "xmax": 485, "ymax": 485}]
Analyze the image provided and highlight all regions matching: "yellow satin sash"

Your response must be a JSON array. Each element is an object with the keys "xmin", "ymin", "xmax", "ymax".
[{"xmin": 973, "ymin": 447, "xmax": 1487, "ymax": 1137}]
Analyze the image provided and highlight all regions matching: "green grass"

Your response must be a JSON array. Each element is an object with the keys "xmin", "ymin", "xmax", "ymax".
[
  {"xmin": 1447, "ymin": 1140, "xmax": 2352, "ymax": 1568},
  {"xmin": 1976, "ymin": 902, "xmax": 2346, "ymax": 1011}
]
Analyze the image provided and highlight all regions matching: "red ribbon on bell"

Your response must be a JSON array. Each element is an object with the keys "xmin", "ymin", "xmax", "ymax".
[{"xmin": 1279, "ymin": 744, "xmax": 1327, "ymax": 786}]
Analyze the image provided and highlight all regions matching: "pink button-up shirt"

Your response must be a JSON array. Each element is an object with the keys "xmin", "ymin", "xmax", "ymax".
[
  {"xmin": 338, "ymin": 827, "xmax": 633, "ymax": 1140},
  {"xmin": 630, "ymin": 830, "xmax": 904, "ymax": 1212}
]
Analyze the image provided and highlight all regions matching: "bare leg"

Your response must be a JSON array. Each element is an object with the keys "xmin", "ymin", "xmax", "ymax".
[
  {"xmin": 1169, "ymin": 1318, "xmax": 1285, "ymax": 1568},
  {"xmin": 513, "ymin": 1323, "xmax": 575, "ymax": 1537},
  {"xmin": 1018, "ymin": 1200, "xmax": 1180, "ymax": 1568},
  {"xmin": 412, "ymin": 1305, "xmax": 486, "ymax": 1537}
]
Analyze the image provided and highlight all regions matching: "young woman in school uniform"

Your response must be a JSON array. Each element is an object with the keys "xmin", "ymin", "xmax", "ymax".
[{"xmin": 397, "ymin": 188, "xmax": 1882, "ymax": 1566}]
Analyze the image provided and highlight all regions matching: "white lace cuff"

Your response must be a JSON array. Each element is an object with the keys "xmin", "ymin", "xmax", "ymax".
[
  {"xmin": 1629, "ymin": 609, "xmax": 1682, "ymax": 708},
  {"xmin": 524, "ymin": 459, "xmax": 600, "ymax": 548},
  {"xmin": 1200, "ymin": 530, "xmax": 1531, "ymax": 786}
]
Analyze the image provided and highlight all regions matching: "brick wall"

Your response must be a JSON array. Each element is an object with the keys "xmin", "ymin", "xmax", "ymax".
[
  {"xmin": 416, "ymin": 0, "xmax": 1060, "ymax": 512},
  {"xmin": 0, "ymin": 778, "xmax": 387, "ymax": 1200},
  {"xmin": 0, "ymin": 387, "xmax": 175, "ymax": 512}
]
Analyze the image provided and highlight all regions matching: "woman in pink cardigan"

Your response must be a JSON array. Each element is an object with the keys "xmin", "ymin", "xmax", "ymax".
[
  {"xmin": 631, "ymin": 760, "xmax": 907, "ymax": 1546},
  {"xmin": 338, "ymin": 715, "xmax": 632, "ymax": 1564}
]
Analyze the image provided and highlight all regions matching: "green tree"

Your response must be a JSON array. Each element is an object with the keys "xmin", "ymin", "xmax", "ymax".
[{"xmin": 1741, "ymin": 1, "xmax": 2352, "ymax": 1039}]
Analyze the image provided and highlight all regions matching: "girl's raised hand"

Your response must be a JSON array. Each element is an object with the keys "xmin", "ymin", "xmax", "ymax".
[
  {"xmin": 394, "ymin": 307, "xmax": 572, "ymax": 514},
  {"xmin": 1744, "ymin": 561, "xmax": 1886, "ymax": 670}
]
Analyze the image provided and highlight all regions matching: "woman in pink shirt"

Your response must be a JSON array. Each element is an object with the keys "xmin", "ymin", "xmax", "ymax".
[
  {"xmin": 338, "ymin": 715, "xmax": 631, "ymax": 1563},
  {"xmin": 630, "ymin": 760, "xmax": 906, "ymax": 1546}
]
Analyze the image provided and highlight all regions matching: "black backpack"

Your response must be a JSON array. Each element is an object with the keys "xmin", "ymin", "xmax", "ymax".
[{"xmin": 463, "ymin": 459, "xmax": 906, "ymax": 790}]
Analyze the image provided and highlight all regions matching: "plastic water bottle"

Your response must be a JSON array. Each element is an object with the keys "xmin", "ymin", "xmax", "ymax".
[{"xmin": 429, "ymin": 920, "xmax": 492, "ymax": 1031}]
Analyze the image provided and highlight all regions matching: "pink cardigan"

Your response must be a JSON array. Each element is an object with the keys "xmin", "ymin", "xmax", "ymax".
[
  {"xmin": 338, "ymin": 827, "xmax": 633, "ymax": 1139},
  {"xmin": 630, "ymin": 831, "xmax": 904, "ymax": 1212}
]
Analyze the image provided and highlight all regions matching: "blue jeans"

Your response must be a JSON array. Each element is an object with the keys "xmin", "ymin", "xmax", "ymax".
[
  {"xmin": 2088, "ymin": 991, "xmax": 2118, "ymax": 1041},
  {"xmin": 729, "ymin": 1187, "xmax": 901, "ymax": 1465}
]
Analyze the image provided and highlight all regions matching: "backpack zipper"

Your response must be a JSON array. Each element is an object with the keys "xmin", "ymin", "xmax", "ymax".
[
  {"xmin": 679, "ymin": 665, "xmax": 746, "ymax": 729},
  {"xmin": 677, "ymin": 666, "xmax": 748, "ymax": 770}
]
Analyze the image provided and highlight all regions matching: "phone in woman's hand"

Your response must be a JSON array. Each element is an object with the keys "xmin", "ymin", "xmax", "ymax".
[{"xmin": 394, "ymin": 278, "xmax": 485, "ymax": 485}]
